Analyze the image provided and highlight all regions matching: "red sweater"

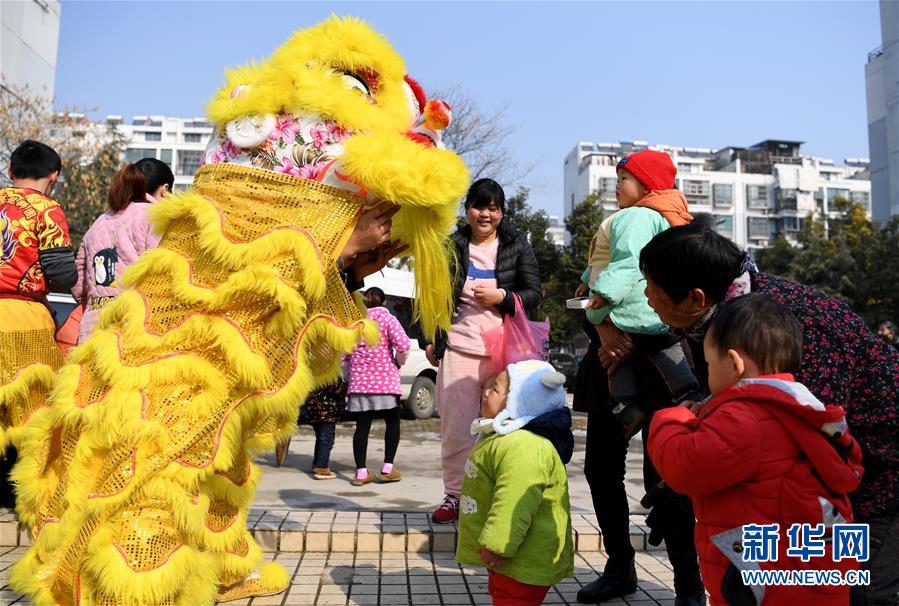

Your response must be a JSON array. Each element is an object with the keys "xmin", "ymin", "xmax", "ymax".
[{"xmin": 648, "ymin": 375, "xmax": 864, "ymax": 606}]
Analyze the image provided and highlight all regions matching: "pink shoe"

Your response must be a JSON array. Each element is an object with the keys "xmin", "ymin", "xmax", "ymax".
[{"xmin": 431, "ymin": 495, "xmax": 459, "ymax": 524}]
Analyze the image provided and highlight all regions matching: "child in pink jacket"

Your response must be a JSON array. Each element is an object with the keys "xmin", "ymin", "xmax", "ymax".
[
  {"xmin": 344, "ymin": 287, "xmax": 411, "ymax": 485},
  {"xmin": 73, "ymin": 159, "xmax": 172, "ymax": 343}
]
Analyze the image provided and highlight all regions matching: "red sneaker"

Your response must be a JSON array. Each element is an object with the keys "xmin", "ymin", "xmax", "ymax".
[{"xmin": 431, "ymin": 495, "xmax": 460, "ymax": 524}]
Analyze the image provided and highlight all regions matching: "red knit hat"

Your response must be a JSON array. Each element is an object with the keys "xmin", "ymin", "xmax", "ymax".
[{"xmin": 616, "ymin": 150, "xmax": 676, "ymax": 191}]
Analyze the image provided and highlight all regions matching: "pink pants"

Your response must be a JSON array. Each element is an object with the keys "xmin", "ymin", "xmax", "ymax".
[{"xmin": 436, "ymin": 347, "xmax": 497, "ymax": 497}]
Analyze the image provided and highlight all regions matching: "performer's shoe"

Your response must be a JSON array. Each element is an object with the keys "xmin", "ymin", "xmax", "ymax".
[
  {"xmin": 216, "ymin": 563, "xmax": 289, "ymax": 603},
  {"xmin": 274, "ymin": 438, "xmax": 291, "ymax": 467}
]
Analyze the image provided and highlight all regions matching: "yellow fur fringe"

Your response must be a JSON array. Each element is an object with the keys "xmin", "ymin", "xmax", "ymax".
[{"xmin": 207, "ymin": 16, "xmax": 411, "ymax": 134}]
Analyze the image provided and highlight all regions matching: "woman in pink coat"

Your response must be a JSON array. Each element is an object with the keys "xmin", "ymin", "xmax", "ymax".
[{"xmin": 73, "ymin": 158, "xmax": 173, "ymax": 343}]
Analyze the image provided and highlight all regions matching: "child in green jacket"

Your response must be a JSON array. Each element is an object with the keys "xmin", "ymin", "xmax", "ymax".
[
  {"xmin": 456, "ymin": 359, "xmax": 574, "ymax": 605},
  {"xmin": 578, "ymin": 150, "xmax": 700, "ymax": 438}
]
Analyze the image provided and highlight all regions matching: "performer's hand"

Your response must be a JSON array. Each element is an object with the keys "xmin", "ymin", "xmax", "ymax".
[
  {"xmin": 574, "ymin": 283, "xmax": 589, "ymax": 298},
  {"xmin": 473, "ymin": 286, "xmax": 505, "ymax": 307},
  {"xmin": 342, "ymin": 202, "xmax": 399, "ymax": 258},
  {"xmin": 353, "ymin": 240, "xmax": 409, "ymax": 279},
  {"xmin": 425, "ymin": 344, "xmax": 439, "ymax": 367},
  {"xmin": 477, "ymin": 547, "xmax": 505, "ymax": 569}
]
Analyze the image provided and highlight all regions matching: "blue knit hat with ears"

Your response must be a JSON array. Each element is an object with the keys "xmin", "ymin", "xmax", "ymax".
[{"xmin": 492, "ymin": 359, "xmax": 567, "ymax": 435}]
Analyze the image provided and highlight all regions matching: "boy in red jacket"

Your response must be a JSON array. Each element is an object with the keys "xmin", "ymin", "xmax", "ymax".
[{"xmin": 648, "ymin": 294, "xmax": 864, "ymax": 606}]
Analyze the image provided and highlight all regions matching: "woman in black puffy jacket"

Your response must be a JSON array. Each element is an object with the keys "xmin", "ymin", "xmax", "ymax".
[{"xmin": 425, "ymin": 178, "xmax": 542, "ymax": 524}]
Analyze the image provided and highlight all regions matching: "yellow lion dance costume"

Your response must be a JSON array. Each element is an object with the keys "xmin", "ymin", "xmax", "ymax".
[{"xmin": 11, "ymin": 16, "xmax": 468, "ymax": 606}]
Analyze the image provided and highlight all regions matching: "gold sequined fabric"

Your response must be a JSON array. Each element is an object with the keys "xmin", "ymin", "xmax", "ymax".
[
  {"xmin": 12, "ymin": 164, "xmax": 373, "ymax": 606},
  {"xmin": 0, "ymin": 299, "xmax": 61, "ymax": 448}
]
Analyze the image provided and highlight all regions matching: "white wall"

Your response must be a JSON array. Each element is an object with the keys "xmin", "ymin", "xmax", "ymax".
[{"xmin": 1, "ymin": 0, "xmax": 61, "ymax": 97}]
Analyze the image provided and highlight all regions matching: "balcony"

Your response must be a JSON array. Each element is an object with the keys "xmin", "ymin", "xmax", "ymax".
[{"xmin": 869, "ymin": 45, "xmax": 884, "ymax": 62}]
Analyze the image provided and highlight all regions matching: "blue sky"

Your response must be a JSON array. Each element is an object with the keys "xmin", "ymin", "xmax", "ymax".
[{"xmin": 55, "ymin": 1, "xmax": 880, "ymax": 216}]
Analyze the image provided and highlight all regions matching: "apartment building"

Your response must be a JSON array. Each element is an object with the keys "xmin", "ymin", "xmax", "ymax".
[
  {"xmin": 563, "ymin": 140, "xmax": 871, "ymax": 249},
  {"xmin": 110, "ymin": 115, "xmax": 214, "ymax": 191}
]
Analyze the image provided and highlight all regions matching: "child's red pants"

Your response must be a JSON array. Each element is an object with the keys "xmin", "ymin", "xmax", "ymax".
[{"xmin": 487, "ymin": 570, "xmax": 551, "ymax": 605}]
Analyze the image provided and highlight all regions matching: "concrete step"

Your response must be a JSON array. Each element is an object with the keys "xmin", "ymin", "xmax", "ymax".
[{"xmin": 0, "ymin": 508, "xmax": 663, "ymax": 553}]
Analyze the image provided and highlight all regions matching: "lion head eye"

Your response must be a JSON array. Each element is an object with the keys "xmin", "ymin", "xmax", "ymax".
[{"xmin": 339, "ymin": 71, "xmax": 371, "ymax": 96}]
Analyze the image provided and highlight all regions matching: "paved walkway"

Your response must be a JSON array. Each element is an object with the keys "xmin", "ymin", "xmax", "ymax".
[
  {"xmin": 253, "ymin": 411, "xmax": 649, "ymax": 516},
  {"xmin": 1, "ymin": 546, "xmax": 678, "ymax": 606},
  {"xmin": 0, "ymin": 410, "xmax": 681, "ymax": 605}
]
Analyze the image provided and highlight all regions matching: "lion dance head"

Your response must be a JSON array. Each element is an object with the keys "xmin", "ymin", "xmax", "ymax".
[{"xmin": 203, "ymin": 15, "xmax": 469, "ymax": 339}]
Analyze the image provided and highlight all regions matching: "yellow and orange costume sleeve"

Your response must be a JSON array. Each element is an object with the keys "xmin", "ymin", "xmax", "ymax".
[
  {"xmin": 0, "ymin": 188, "xmax": 70, "ymax": 456},
  {"xmin": 11, "ymin": 16, "xmax": 468, "ymax": 606}
]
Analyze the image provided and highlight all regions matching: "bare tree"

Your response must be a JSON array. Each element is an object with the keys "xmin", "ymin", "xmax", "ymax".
[
  {"xmin": 435, "ymin": 85, "xmax": 533, "ymax": 186},
  {"xmin": 0, "ymin": 83, "xmax": 128, "ymax": 246}
]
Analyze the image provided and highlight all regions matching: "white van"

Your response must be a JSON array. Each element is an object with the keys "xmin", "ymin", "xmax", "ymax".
[{"xmin": 361, "ymin": 267, "xmax": 438, "ymax": 419}]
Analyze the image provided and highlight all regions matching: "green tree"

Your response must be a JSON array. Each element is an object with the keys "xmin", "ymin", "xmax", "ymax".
[
  {"xmin": 504, "ymin": 187, "xmax": 558, "ymax": 275},
  {"xmin": 753, "ymin": 235, "xmax": 796, "ymax": 277},
  {"xmin": 0, "ymin": 83, "xmax": 128, "ymax": 248},
  {"xmin": 755, "ymin": 197, "xmax": 899, "ymax": 326},
  {"xmin": 546, "ymin": 192, "xmax": 604, "ymax": 345}
]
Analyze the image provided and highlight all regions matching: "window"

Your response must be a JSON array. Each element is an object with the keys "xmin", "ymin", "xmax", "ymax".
[
  {"xmin": 713, "ymin": 183, "xmax": 733, "ymax": 207},
  {"xmin": 142, "ymin": 131, "xmax": 161, "ymax": 141},
  {"xmin": 159, "ymin": 149, "xmax": 172, "ymax": 166},
  {"xmin": 777, "ymin": 188, "xmax": 798, "ymax": 211},
  {"xmin": 599, "ymin": 177, "xmax": 616, "ymax": 199},
  {"xmin": 124, "ymin": 148, "xmax": 156, "ymax": 163},
  {"xmin": 713, "ymin": 214, "xmax": 733, "ymax": 235},
  {"xmin": 850, "ymin": 191, "xmax": 870, "ymax": 210},
  {"xmin": 746, "ymin": 185, "xmax": 768, "ymax": 209},
  {"xmin": 678, "ymin": 163, "xmax": 697, "ymax": 174},
  {"xmin": 783, "ymin": 217, "xmax": 799, "ymax": 231},
  {"xmin": 826, "ymin": 188, "xmax": 850, "ymax": 203},
  {"xmin": 176, "ymin": 150, "xmax": 203, "ymax": 176},
  {"xmin": 748, "ymin": 217, "xmax": 770, "ymax": 239},
  {"xmin": 683, "ymin": 180, "xmax": 709, "ymax": 196},
  {"xmin": 184, "ymin": 133, "xmax": 203, "ymax": 143}
]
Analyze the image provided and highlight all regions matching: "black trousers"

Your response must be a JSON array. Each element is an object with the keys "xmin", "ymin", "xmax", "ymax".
[
  {"xmin": 352, "ymin": 405, "xmax": 401, "ymax": 469},
  {"xmin": 577, "ymin": 319, "xmax": 704, "ymax": 597},
  {"xmin": 851, "ymin": 510, "xmax": 899, "ymax": 606},
  {"xmin": 0, "ymin": 445, "xmax": 16, "ymax": 508}
]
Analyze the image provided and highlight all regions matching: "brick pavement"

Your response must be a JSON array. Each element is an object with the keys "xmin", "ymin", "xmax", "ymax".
[{"xmin": 0, "ymin": 545, "xmax": 678, "ymax": 606}]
